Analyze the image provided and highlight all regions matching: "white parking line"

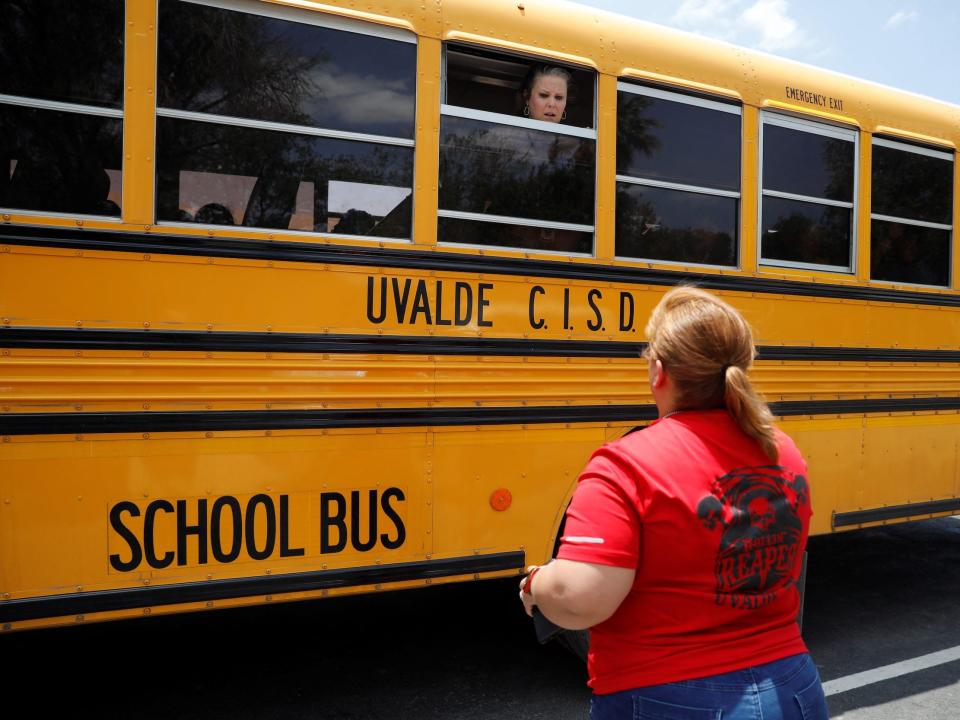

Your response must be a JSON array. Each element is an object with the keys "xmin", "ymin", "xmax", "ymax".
[{"xmin": 822, "ymin": 646, "xmax": 960, "ymax": 696}]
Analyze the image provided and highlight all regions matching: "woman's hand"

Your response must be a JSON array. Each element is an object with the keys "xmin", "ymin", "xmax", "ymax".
[{"xmin": 518, "ymin": 564, "xmax": 542, "ymax": 617}]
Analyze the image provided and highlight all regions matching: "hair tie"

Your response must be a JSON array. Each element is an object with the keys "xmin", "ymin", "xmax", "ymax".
[{"xmin": 721, "ymin": 363, "xmax": 731, "ymax": 374}]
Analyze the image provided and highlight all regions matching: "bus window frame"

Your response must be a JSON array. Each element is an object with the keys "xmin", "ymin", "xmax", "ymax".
[
  {"xmin": 155, "ymin": 0, "xmax": 418, "ymax": 241},
  {"xmin": 758, "ymin": 111, "xmax": 860, "ymax": 274},
  {"xmin": 0, "ymin": 1, "xmax": 126, "ymax": 224},
  {"xmin": 869, "ymin": 136, "xmax": 954, "ymax": 289},
  {"xmin": 437, "ymin": 42, "xmax": 599, "ymax": 257},
  {"xmin": 613, "ymin": 80, "xmax": 743, "ymax": 270},
  {"xmin": 179, "ymin": 0, "xmax": 416, "ymax": 44}
]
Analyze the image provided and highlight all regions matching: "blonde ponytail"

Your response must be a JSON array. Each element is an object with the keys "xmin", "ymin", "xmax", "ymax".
[
  {"xmin": 645, "ymin": 286, "xmax": 779, "ymax": 461},
  {"xmin": 723, "ymin": 365, "xmax": 777, "ymax": 461}
]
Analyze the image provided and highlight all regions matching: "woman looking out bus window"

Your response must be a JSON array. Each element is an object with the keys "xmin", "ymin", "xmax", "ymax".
[
  {"xmin": 519, "ymin": 287, "xmax": 828, "ymax": 720},
  {"xmin": 522, "ymin": 65, "xmax": 570, "ymax": 123}
]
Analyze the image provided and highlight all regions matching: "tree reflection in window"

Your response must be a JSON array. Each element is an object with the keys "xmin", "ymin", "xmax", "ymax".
[
  {"xmin": 760, "ymin": 117, "xmax": 856, "ymax": 270},
  {"xmin": 439, "ymin": 117, "xmax": 595, "ymax": 226},
  {"xmin": 156, "ymin": 0, "xmax": 416, "ymax": 237},
  {"xmin": 0, "ymin": 0, "xmax": 124, "ymax": 216},
  {"xmin": 615, "ymin": 84, "xmax": 741, "ymax": 266}
]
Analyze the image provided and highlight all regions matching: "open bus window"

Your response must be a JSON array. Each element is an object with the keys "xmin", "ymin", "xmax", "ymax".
[
  {"xmin": 614, "ymin": 83, "xmax": 741, "ymax": 267},
  {"xmin": 0, "ymin": 0, "xmax": 124, "ymax": 217},
  {"xmin": 870, "ymin": 138, "xmax": 953, "ymax": 287},
  {"xmin": 445, "ymin": 45, "xmax": 595, "ymax": 129},
  {"xmin": 155, "ymin": 0, "xmax": 416, "ymax": 238},
  {"xmin": 760, "ymin": 114, "xmax": 857, "ymax": 272},
  {"xmin": 439, "ymin": 44, "xmax": 597, "ymax": 254}
]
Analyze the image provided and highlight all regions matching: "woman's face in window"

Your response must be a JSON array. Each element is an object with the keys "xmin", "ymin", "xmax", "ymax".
[{"xmin": 526, "ymin": 74, "xmax": 567, "ymax": 123}]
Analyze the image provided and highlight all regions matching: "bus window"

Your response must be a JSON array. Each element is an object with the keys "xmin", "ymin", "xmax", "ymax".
[
  {"xmin": 759, "ymin": 114, "xmax": 857, "ymax": 272},
  {"xmin": 0, "ymin": 0, "xmax": 124, "ymax": 217},
  {"xmin": 870, "ymin": 138, "xmax": 953, "ymax": 287},
  {"xmin": 155, "ymin": 0, "xmax": 416, "ymax": 238},
  {"xmin": 614, "ymin": 83, "xmax": 741, "ymax": 267},
  {"xmin": 438, "ymin": 44, "xmax": 596, "ymax": 254}
]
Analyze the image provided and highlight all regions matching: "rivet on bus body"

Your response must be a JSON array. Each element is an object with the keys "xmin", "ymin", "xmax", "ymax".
[
  {"xmin": 425, "ymin": 579, "xmax": 432, "ymax": 585},
  {"xmin": 143, "ymin": 321, "xmax": 150, "ymax": 328},
  {"xmin": 76, "ymin": 219, "xmax": 83, "ymax": 226},
  {"xmin": 2, "ymin": 214, "xmax": 9, "ymax": 220},
  {"xmin": 205, "ymin": 432, "xmax": 213, "ymax": 438},
  {"xmin": 375, "ymin": 584, "xmax": 382, "ymax": 590},
  {"xmin": 322, "ymin": 563, "xmax": 328, "ymax": 569},
  {"xmin": 206, "ymin": 601, "xmax": 214, "ymax": 608},
  {"xmin": 74, "ymin": 404, "xmax": 82, "ymax": 411},
  {"xmin": 76, "ymin": 585, "xmax": 83, "ymax": 592},
  {"xmin": 266, "ymin": 595, "xmax": 273, "ymax": 602},
  {"xmin": 75, "ymin": 615, "xmax": 84, "ymax": 623},
  {"xmin": 426, "ymin": 553, "xmax": 432, "ymax": 560},
  {"xmin": 142, "ymin": 433, "xmax": 150, "ymax": 440},
  {"xmin": 144, "ymin": 608, "xmax": 152, "ymax": 615}
]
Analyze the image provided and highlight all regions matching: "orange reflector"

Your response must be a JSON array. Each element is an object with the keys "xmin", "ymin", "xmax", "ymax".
[{"xmin": 489, "ymin": 488, "xmax": 512, "ymax": 511}]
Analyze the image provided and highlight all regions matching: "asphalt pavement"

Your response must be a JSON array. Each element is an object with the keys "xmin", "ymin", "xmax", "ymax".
[{"xmin": 7, "ymin": 517, "xmax": 960, "ymax": 719}]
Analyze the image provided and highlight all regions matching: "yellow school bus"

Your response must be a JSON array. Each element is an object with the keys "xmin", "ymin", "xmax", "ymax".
[{"xmin": 1, "ymin": 0, "xmax": 958, "ymax": 630}]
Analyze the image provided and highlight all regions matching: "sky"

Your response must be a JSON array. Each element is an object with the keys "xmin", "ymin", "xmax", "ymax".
[{"xmin": 571, "ymin": 0, "xmax": 960, "ymax": 106}]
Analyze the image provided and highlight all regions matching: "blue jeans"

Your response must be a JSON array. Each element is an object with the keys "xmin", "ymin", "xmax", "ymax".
[{"xmin": 590, "ymin": 653, "xmax": 829, "ymax": 720}]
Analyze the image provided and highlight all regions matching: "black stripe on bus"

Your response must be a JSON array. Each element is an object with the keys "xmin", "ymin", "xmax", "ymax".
[
  {"xmin": 3, "ymin": 223, "xmax": 960, "ymax": 308},
  {"xmin": 833, "ymin": 498, "xmax": 960, "ymax": 528},
  {"xmin": 0, "ymin": 551, "xmax": 524, "ymax": 624},
  {"xmin": 4, "ymin": 327, "xmax": 960, "ymax": 363},
  {"xmin": 4, "ymin": 398, "xmax": 960, "ymax": 436}
]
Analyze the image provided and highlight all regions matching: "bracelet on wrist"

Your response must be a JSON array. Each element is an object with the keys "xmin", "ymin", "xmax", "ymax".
[{"xmin": 522, "ymin": 566, "xmax": 542, "ymax": 596}]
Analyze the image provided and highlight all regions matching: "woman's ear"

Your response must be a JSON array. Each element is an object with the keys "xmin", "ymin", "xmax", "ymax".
[{"xmin": 649, "ymin": 358, "xmax": 666, "ymax": 389}]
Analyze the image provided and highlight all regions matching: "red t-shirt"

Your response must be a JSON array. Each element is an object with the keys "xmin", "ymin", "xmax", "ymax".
[{"xmin": 557, "ymin": 409, "xmax": 811, "ymax": 694}]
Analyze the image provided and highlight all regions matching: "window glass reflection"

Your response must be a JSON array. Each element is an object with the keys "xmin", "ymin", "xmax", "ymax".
[
  {"xmin": 616, "ymin": 92, "xmax": 740, "ymax": 191},
  {"xmin": 0, "ymin": 104, "xmax": 122, "ymax": 216},
  {"xmin": 763, "ymin": 124, "xmax": 853, "ymax": 201},
  {"xmin": 872, "ymin": 145, "xmax": 952, "ymax": 225},
  {"xmin": 871, "ymin": 219, "xmax": 950, "ymax": 286},
  {"xmin": 0, "ymin": 0, "xmax": 124, "ymax": 108},
  {"xmin": 438, "ymin": 217, "xmax": 592, "ymax": 254},
  {"xmin": 156, "ymin": 118, "xmax": 412, "ymax": 237},
  {"xmin": 439, "ymin": 116, "xmax": 595, "ymax": 225},
  {"xmin": 158, "ymin": 0, "xmax": 416, "ymax": 139},
  {"xmin": 616, "ymin": 184, "xmax": 737, "ymax": 266},
  {"xmin": 761, "ymin": 196, "xmax": 851, "ymax": 268}
]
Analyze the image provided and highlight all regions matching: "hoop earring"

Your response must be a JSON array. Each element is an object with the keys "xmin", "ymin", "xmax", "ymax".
[
  {"xmin": 561, "ymin": 110, "xmax": 567, "ymax": 120},
  {"xmin": 523, "ymin": 105, "xmax": 530, "ymax": 117}
]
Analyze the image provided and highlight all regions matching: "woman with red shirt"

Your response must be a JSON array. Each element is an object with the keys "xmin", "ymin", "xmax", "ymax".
[{"xmin": 520, "ymin": 287, "xmax": 828, "ymax": 720}]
